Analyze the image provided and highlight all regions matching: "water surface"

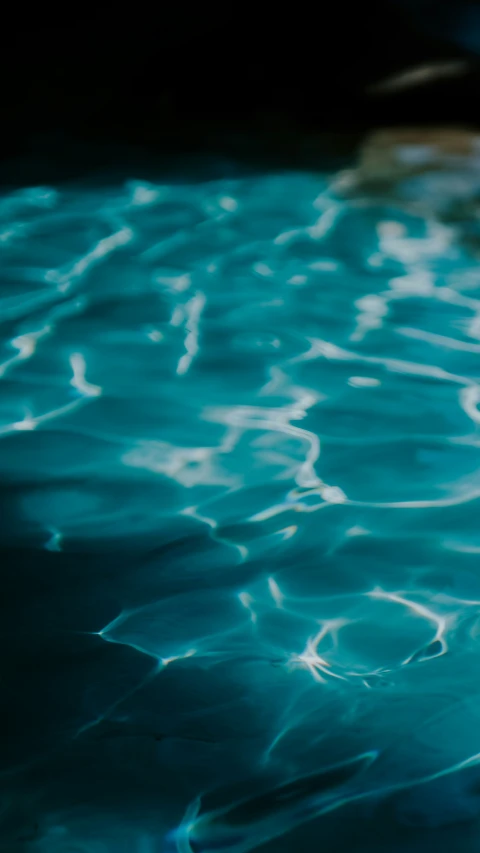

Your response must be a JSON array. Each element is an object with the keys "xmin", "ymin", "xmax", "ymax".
[{"xmin": 2, "ymin": 159, "xmax": 480, "ymax": 852}]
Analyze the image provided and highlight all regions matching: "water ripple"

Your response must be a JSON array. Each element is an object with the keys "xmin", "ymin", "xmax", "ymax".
[{"xmin": 2, "ymin": 161, "xmax": 480, "ymax": 851}]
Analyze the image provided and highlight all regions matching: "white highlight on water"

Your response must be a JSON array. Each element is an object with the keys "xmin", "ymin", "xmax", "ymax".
[
  {"xmin": 69, "ymin": 353, "xmax": 102, "ymax": 397},
  {"xmin": 176, "ymin": 292, "xmax": 206, "ymax": 376}
]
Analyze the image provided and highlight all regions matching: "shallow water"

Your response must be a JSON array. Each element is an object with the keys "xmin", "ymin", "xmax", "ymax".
[{"xmin": 2, "ymin": 159, "xmax": 480, "ymax": 851}]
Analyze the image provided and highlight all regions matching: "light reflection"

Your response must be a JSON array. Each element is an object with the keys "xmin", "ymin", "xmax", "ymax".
[{"xmin": 4, "ymin": 162, "xmax": 480, "ymax": 852}]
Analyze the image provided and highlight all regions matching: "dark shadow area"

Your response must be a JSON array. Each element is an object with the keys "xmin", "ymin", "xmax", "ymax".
[{"xmin": 1, "ymin": 2, "xmax": 480, "ymax": 182}]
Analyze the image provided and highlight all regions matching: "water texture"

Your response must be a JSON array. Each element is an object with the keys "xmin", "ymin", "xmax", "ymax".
[{"xmin": 2, "ymin": 160, "xmax": 480, "ymax": 851}]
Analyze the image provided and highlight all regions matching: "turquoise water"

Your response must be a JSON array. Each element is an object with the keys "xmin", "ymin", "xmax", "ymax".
[{"xmin": 3, "ymin": 160, "xmax": 480, "ymax": 851}]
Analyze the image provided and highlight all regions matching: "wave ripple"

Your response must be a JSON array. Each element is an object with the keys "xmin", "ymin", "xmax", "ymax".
[{"xmin": 2, "ymin": 162, "xmax": 480, "ymax": 852}]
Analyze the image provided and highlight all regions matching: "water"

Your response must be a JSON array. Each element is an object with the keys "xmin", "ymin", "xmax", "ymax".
[{"xmin": 2, "ymin": 157, "xmax": 480, "ymax": 851}]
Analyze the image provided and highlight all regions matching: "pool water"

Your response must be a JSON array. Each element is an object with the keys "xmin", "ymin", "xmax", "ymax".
[{"xmin": 3, "ymin": 158, "xmax": 480, "ymax": 852}]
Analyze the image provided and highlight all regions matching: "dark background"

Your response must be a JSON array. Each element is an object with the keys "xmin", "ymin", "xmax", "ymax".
[{"xmin": 1, "ymin": 2, "xmax": 480, "ymax": 173}]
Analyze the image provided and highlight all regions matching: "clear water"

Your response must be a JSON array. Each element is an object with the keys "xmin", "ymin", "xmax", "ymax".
[{"xmin": 3, "ymin": 159, "xmax": 480, "ymax": 852}]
